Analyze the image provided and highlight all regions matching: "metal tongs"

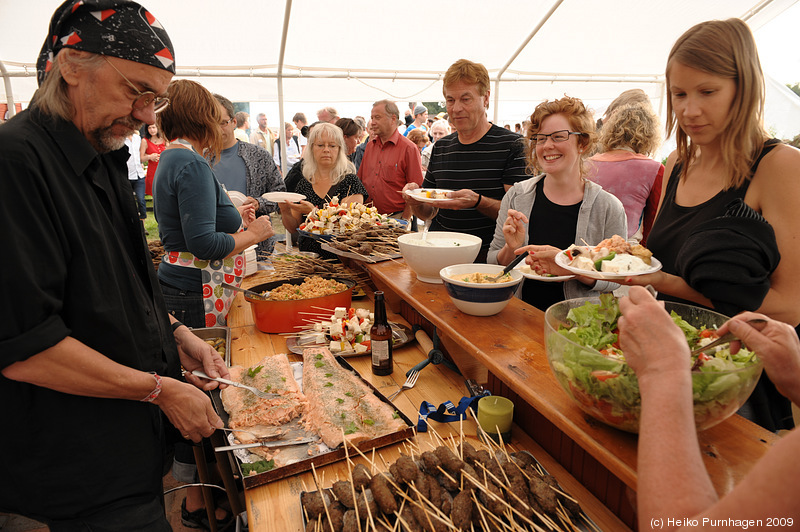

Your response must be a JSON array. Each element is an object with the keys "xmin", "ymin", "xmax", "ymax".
[{"xmin": 689, "ymin": 318, "xmax": 767, "ymax": 356}]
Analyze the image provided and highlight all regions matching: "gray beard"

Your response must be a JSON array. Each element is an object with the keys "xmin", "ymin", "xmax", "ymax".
[{"xmin": 91, "ymin": 117, "xmax": 143, "ymax": 153}]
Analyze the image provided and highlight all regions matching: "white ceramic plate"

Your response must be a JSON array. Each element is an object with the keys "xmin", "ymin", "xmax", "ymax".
[
  {"xmin": 405, "ymin": 188, "xmax": 455, "ymax": 203},
  {"xmin": 555, "ymin": 251, "xmax": 662, "ymax": 280},
  {"xmin": 515, "ymin": 263, "xmax": 574, "ymax": 282},
  {"xmin": 262, "ymin": 191, "xmax": 306, "ymax": 203}
]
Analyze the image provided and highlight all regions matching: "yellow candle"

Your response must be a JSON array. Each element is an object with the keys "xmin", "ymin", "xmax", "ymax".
[{"xmin": 477, "ymin": 396, "xmax": 514, "ymax": 434}]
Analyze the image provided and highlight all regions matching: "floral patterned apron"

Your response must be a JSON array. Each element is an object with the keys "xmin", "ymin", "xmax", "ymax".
[{"xmin": 162, "ymin": 251, "xmax": 245, "ymax": 327}]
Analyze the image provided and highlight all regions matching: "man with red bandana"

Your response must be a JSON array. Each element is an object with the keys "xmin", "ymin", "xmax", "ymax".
[{"xmin": 0, "ymin": 1, "xmax": 229, "ymax": 529}]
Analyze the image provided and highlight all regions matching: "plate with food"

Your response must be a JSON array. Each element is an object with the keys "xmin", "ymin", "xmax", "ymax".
[
  {"xmin": 286, "ymin": 306, "xmax": 413, "ymax": 356},
  {"xmin": 262, "ymin": 191, "xmax": 306, "ymax": 203},
  {"xmin": 554, "ymin": 235, "xmax": 661, "ymax": 280},
  {"xmin": 297, "ymin": 197, "xmax": 406, "ymax": 241},
  {"xmin": 516, "ymin": 263, "xmax": 575, "ymax": 282},
  {"xmin": 405, "ymin": 188, "xmax": 455, "ymax": 203}
]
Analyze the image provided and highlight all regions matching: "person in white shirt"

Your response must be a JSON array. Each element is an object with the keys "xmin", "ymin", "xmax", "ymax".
[
  {"xmin": 273, "ymin": 122, "xmax": 302, "ymax": 175},
  {"xmin": 124, "ymin": 131, "xmax": 146, "ymax": 220},
  {"xmin": 233, "ymin": 111, "xmax": 250, "ymax": 143}
]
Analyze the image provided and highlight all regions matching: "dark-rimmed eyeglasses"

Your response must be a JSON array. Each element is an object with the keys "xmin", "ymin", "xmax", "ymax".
[
  {"xmin": 102, "ymin": 56, "xmax": 170, "ymax": 113},
  {"xmin": 220, "ymin": 117, "xmax": 233, "ymax": 127},
  {"xmin": 531, "ymin": 130, "xmax": 582, "ymax": 145}
]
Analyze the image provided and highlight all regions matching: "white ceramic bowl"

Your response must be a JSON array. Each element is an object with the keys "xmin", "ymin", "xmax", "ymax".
[
  {"xmin": 439, "ymin": 263, "xmax": 524, "ymax": 316},
  {"xmin": 397, "ymin": 231, "xmax": 482, "ymax": 284}
]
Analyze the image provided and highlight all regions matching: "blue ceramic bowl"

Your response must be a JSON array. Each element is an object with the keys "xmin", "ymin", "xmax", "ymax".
[{"xmin": 439, "ymin": 264, "xmax": 523, "ymax": 316}]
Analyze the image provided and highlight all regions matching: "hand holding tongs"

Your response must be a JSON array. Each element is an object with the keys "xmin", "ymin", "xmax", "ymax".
[{"xmin": 689, "ymin": 318, "xmax": 767, "ymax": 356}]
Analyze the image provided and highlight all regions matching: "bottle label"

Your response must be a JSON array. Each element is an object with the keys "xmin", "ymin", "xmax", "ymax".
[{"xmin": 372, "ymin": 340, "xmax": 390, "ymax": 364}]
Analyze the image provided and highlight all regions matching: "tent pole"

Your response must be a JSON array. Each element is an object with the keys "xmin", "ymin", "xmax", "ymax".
[
  {"xmin": 492, "ymin": 0, "xmax": 564, "ymax": 124},
  {"xmin": 0, "ymin": 59, "xmax": 16, "ymax": 119},
  {"xmin": 277, "ymin": 0, "xmax": 293, "ymax": 178}
]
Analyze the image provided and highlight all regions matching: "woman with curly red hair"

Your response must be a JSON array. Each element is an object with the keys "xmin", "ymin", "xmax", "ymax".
[{"xmin": 487, "ymin": 96, "xmax": 626, "ymax": 311}]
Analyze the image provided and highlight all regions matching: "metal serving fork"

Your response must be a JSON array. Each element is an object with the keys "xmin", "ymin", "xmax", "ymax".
[
  {"xmin": 689, "ymin": 318, "xmax": 768, "ymax": 356},
  {"xmin": 387, "ymin": 370, "xmax": 420, "ymax": 401},
  {"xmin": 191, "ymin": 370, "xmax": 281, "ymax": 399}
]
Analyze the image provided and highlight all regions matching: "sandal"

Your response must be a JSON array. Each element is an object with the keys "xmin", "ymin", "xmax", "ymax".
[{"xmin": 181, "ymin": 497, "xmax": 235, "ymax": 531}]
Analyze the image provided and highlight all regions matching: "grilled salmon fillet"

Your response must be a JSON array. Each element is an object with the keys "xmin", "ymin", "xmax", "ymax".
[
  {"xmin": 220, "ymin": 354, "xmax": 307, "ymax": 429},
  {"xmin": 302, "ymin": 347, "xmax": 406, "ymax": 448}
]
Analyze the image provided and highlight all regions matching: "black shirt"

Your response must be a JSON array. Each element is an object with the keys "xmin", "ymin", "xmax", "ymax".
[
  {"xmin": 521, "ymin": 178, "xmax": 581, "ymax": 311},
  {"xmin": 0, "ymin": 108, "xmax": 180, "ymax": 519}
]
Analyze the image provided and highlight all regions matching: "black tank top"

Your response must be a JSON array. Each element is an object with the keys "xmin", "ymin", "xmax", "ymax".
[
  {"xmin": 647, "ymin": 139, "xmax": 780, "ymax": 305},
  {"xmin": 521, "ymin": 178, "xmax": 581, "ymax": 311}
]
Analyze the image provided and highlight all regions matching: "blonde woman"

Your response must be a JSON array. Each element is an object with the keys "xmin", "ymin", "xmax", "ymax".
[
  {"xmin": 280, "ymin": 122, "xmax": 367, "ymax": 253},
  {"xmin": 588, "ymin": 99, "xmax": 664, "ymax": 243},
  {"xmin": 624, "ymin": 18, "xmax": 800, "ymax": 432}
]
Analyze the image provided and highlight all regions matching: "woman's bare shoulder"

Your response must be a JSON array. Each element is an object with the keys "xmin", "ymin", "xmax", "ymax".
[
  {"xmin": 756, "ymin": 143, "xmax": 800, "ymax": 179},
  {"xmin": 751, "ymin": 143, "xmax": 800, "ymax": 216}
]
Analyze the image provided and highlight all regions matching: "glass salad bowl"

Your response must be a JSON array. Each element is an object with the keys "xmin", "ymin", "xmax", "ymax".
[{"xmin": 544, "ymin": 296, "xmax": 764, "ymax": 433}]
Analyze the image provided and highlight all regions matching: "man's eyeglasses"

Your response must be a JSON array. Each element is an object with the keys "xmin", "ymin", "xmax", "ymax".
[
  {"xmin": 102, "ymin": 56, "xmax": 170, "ymax": 113},
  {"xmin": 531, "ymin": 130, "xmax": 582, "ymax": 145},
  {"xmin": 220, "ymin": 118, "xmax": 233, "ymax": 127}
]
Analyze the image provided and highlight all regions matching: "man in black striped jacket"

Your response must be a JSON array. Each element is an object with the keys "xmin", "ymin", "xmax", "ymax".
[{"xmin": 404, "ymin": 59, "xmax": 528, "ymax": 262}]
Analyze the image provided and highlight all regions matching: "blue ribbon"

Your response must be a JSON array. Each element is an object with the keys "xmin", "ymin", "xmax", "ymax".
[{"xmin": 417, "ymin": 391, "xmax": 490, "ymax": 432}]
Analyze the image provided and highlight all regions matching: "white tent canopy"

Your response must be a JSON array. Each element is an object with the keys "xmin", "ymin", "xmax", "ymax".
[{"xmin": 2, "ymin": 0, "xmax": 799, "ymax": 139}]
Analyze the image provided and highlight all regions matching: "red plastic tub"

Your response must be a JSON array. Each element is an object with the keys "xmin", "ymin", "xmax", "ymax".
[{"xmin": 244, "ymin": 277, "xmax": 355, "ymax": 333}]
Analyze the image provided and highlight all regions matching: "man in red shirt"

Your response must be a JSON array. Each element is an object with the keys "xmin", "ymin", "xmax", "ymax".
[{"xmin": 358, "ymin": 99, "xmax": 424, "ymax": 217}]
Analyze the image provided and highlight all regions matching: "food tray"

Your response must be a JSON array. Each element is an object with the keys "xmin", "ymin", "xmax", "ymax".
[
  {"xmin": 298, "ymin": 449, "xmax": 600, "ymax": 531},
  {"xmin": 320, "ymin": 242, "xmax": 402, "ymax": 263},
  {"xmin": 190, "ymin": 326, "xmax": 231, "ymax": 367},
  {"xmin": 286, "ymin": 322, "xmax": 414, "ymax": 357},
  {"xmin": 299, "ymin": 219, "xmax": 409, "ymax": 244},
  {"xmin": 211, "ymin": 356, "xmax": 415, "ymax": 489}
]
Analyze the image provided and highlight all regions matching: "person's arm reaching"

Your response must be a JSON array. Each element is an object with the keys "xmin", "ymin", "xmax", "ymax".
[{"xmin": 618, "ymin": 287, "xmax": 800, "ymax": 530}]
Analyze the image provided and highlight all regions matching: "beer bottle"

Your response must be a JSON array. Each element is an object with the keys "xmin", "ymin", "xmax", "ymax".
[{"xmin": 370, "ymin": 291, "xmax": 393, "ymax": 376}]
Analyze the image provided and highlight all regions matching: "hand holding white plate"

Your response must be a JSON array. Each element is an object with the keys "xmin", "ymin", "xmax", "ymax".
[
  {"xmin": 262, "ymin": 191, "xmax": 306, "ymax": 203},
  {"xmin": 555, "ymin": 251, "xmax": 662, "ymax": 280},
  {"xmin": 516, "ymin": 263, "xmax": 575, "ymax": 282},
  {"xmin": 405, "ymin": 188, "xmax": 455, "ymax": 204},
  {"xmin": 227, "ymin": 190, "xmax": 247, "ymax": 207}
]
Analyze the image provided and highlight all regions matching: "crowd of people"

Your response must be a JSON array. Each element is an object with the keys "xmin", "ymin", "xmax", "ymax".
[{"xmin": 1, "ymin": 0, "xmax": 799, "ymax": 530}]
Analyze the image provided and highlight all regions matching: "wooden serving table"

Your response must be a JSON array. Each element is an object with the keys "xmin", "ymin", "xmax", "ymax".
[
  {"xmin": 225, "ymin": 285, "xmax": 630, "ymax": 531},
  {"xmin": 359, "ymin": 259, "xmax": 780, "ymax": 528}
]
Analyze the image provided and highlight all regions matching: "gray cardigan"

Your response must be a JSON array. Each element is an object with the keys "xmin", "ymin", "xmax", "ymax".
[{"xmin": 487, "ymin": 174, "xmax": 627, "ymax": 298}]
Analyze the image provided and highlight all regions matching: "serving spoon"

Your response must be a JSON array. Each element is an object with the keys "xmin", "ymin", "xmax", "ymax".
[
  {"xmin": 489, "ymin": 252, "xmax": 528, "ymax": 282},
  {"xmin": 221, "ymin": 282, "xmax": 268, "ymax": 300}
]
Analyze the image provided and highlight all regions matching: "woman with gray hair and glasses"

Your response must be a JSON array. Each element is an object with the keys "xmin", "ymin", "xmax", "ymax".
[{"xmin": 279, "ymin": 122, "xmax": 367, "ymax": 255}]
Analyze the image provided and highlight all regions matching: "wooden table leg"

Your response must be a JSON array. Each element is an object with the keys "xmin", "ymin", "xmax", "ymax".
[
  {"xmin": 192, "ymin": 445, "xmax": 217, "ymax": 532},
  {"xmin": 211, "ymin": 431, "xmax": 244, "ymax": 517}
]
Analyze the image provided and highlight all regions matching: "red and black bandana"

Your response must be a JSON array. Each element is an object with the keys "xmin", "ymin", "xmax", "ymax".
[{"xmin": 37, "ymin": 0, "xmax": 175, "ymax": 85}]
